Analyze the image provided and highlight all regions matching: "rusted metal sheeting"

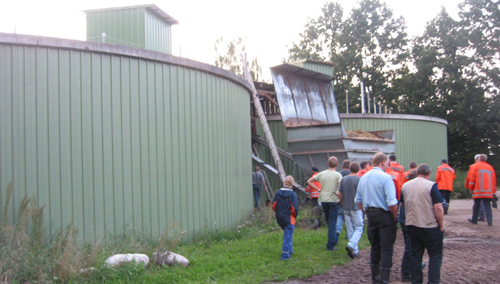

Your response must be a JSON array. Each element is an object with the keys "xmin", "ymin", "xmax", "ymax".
[
  {"xmin": 271, "ymin": 64, "xmax": 341, "ymax": 128},
  {"xmin": 271, "ymin": 64, "xmax": 346, "ymax": 176}
]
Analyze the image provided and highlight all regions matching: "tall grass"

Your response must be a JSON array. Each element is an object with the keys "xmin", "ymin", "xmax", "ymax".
[{"xmin": 0, "ymin": 182, "xmax": 183, "ymax": 283}]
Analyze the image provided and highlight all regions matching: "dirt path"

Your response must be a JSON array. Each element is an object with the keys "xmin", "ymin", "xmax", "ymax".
[{"xmin": 284, "ymin": 199, "xmax": 500, "ymax": 284}]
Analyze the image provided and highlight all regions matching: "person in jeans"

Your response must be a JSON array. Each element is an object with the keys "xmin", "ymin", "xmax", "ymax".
[
  {"xmin": 272, "ymin": 176, "xmax": 299, "ymax": 260},
  {"xmin": 337, "ymin": 160, "xmax": 351, "ymax": 237},
  {"xmin": 467, "ymin": 154, "xmax": 496, "ymax": 226},
  {"xmin": 307, "ymin": 156, "xmax": 342, "ymax": 251},
  {"xmin": 252, "ymin": 166, "xmax": 268, "ymax": 208},
  {"xmin": 401, "ymin": 164, "xmax": 445, "ymax": 284},
  {"xmin": 338, "ymin": 162, "xmax": 362, "ymax": 259},
  {"xmin": 355, "ymin": 152, "xmax": 398, "ymax": 284},
  {"xmin": 399, "ymin": 169, "xmax": 418, "ymax": 282}
]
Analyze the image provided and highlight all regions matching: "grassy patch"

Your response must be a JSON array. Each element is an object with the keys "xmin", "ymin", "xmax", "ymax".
[
  {"xmin": 123, "ymin": 207, "xmax": 370, "ymax": 284},
  {"xmin": 0, "ymin": 183, "xmax": 369, "ymax": 283}
]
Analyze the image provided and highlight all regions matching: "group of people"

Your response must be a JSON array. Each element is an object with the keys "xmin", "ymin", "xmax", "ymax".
[{"xmin": 266, "ymin": 151, "xmax": 496, "ymax": 283}]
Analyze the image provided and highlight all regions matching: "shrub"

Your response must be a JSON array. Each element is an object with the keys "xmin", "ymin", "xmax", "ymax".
[{"xmin": 451, "ymin": 170, "xmax": 472, "ymax": 199}]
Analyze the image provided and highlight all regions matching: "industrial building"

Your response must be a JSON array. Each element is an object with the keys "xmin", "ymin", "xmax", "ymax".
[{"xmin": 0, "ymin": 5, "xmax": 448, "ymax": 241}]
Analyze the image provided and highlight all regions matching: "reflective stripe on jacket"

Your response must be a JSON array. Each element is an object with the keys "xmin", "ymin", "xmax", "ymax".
[
  {"xmin": 468, "ymin": 161, "xmax": 497, "ymax": 199},
  {"xmin": 305, "ymin": 172, "xmax": 320, "ymax": 199},
  {"xmin": 390, "ymin": 162, "xmax": 405, "ymax": 185}
]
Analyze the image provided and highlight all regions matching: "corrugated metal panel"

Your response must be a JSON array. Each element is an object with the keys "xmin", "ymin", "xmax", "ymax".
[
  {"xmin": 254, "ymin": 120, "xmax": 308, "ymax": 197},
  {"xmin": 86, "ymin": 8, "xmax": 146, "ymax": 49},
  {"xmin": 256, "ymin": 115, "xmax": 447, "ymax": 184},
  {"xmin": 341, "ymin": 115, "xmax": 448, "ymax": 179},
  {"xmin": 289, "ymin": 61, "xmax": 334, "ymax": 77},
  {"xmin": 0, "ymin": 41, "xmax": 252, "ymax": 241},
  {"xmin": 145, "ymin": 9, "xmax": 171, "ymax": 54}
]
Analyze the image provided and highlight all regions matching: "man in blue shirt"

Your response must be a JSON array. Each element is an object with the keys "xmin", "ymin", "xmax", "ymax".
[{"xmin": 355, "ymin": 152, "xmax": 398, "ymax": 284}]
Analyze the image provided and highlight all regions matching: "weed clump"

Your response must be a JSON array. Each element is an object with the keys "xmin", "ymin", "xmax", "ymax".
[{"xmin": 0, "ymin": 181, "xmax": 182, "ymax": 283}]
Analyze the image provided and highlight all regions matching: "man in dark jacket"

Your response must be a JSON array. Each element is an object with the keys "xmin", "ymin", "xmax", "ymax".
[{"xmin": 273, "ymin": 176, "xmax": 299, "ymax": 260}]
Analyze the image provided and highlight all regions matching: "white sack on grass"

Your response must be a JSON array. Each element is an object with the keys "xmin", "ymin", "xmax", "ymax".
[
  {"xmin": 153, "ymin": 251, "xmax": 190, "ymax": 267},
  {"xmin": 105, "ymin": 253, "xmax": 149, "ymax": 267}
]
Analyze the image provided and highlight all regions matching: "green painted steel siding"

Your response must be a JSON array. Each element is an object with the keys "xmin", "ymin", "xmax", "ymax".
[
  {"xmin": 86, "ymin": 9, "xmax": 146, "ymax": 49},
  {"xmin": 254, "ymin": 120, "xmax": 307, "ymax": 194},
  {"xmin": 0, "ymin": 41, "xmax": 252, "ymax": 241},
  {"xmin": 145, "ymin": 10, "xmax": 172, "ymax": 54},
  {"xmin": 86, "ymin": 7, "xmax": 173, "ymax": 53},
  {"xmin": 297, "ymin": 62, "xmax": 334, "ymax": 76},
  {"xmin": 255, "ymin": 116, "xmax": 447, "ymax": 183},
  {"xmin": 342, "ymin": 116, "xmax": 448, "ymax": 179}
]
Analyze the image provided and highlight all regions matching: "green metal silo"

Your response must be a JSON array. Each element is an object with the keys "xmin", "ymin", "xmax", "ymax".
[{"xmin": 84, "ymin": 4, "xmax": 178, "ymax": 54}]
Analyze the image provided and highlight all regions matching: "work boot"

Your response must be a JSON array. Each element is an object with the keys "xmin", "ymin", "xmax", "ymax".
[
  {"xmin": 380, "ymin": 268, "xmax": 391, "ymax": 284},
  {"xmin": 370, "ymin": 264, "xmax": 380, "ymax": 284}
]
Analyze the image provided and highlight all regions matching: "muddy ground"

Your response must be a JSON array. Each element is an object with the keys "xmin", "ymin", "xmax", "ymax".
[{"xmin": 284, "ymin": 199, "xmax": 500, "ymax": 284}]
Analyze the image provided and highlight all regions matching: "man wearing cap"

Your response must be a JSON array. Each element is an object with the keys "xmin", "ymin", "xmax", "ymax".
[
  {"xmin": 355, "ymin": 152, "xmax": 398, "ymax": 284},
  {"xmin": 305, "ymin": 167, "xmax": 321, "ymax": 207}
]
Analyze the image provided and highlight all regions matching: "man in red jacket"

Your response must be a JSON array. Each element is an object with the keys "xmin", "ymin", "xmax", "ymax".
[
  {"xmin": 305, "ymin": 167, "xmax": 321, "ymax": 207},
  {"xmin": 435, "ymin": 159, "xmax": 455, "ymax": 214},
  {"xmin": 467, "ymin": 154, "xmax": 497, "ymax": 226},
  {"xmin": 389, "ymin": 155, "xmax": 405, "ymax": 186}
]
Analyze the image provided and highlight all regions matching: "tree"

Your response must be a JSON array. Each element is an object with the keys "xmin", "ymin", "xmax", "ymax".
[
  {"xmin": 286, "ymin": 0, "xmax": 409, "ymax": 113},
  {"xmin": 391, "ymin": 4, "xmax": 499, "ymax": 169},
  {"xmin": 214, "ymin": 37, "xmax": 264, "ymax": 82}
]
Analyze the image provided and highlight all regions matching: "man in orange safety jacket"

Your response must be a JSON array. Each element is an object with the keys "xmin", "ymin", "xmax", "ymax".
[
  {"xmin": 386, "ymin": 167, "xmax": 402, "ymax": 200},
  {"xmin": 357, "ymin": 161, "xmax": 370, "ymax": 177},
  {"xmin": 467, "ymin": 154, "xmax": 497, "ymax": 226},
  {"xmin": 305, "ymin": 167, "xmax": 321, "ymax": 207},
  {"xmin": 435, "ymin": 159, "xmax": 455, "ymax": 214},
  {"xmin": 403, "ymin": 162, "xmax": 418, "ymax": 184},
  {"xmin": 389, "ymin": 155, "xmax": 405, "ymax": 186},
  {"xmin": 466, "ymin": 155, "xmax": 486, "ymax": 221}
]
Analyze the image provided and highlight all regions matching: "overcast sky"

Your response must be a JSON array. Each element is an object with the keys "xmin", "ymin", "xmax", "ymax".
[{"xmin": 0, "ymin": 0, "xmax": 462, "ymax": 80}]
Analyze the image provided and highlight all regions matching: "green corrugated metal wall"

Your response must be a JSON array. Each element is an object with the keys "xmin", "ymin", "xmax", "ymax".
[
  {"xmin": 0, "ymin": 38, "xmax": 252, "ymax": 241},
  {"xmin": 86, "ymin": 7, "xmax": 173, "ymax": 54},
  {"xmin": 256, "ymin": 115, "xmax": 447, "ymax": 182},
  {"xmin": 145, "ymin": 9, "xmax": 172, "ymax": 54},
  {"xmin": 254, "ymin": 120, "xmax": 307, "ymax": 199},
  {"xmin": 341, "ymin": 115, "xmax": 448, "ymax": 179},
  {"xmin": 295, "ymin": 62, "xmax": 334, "ymax": 77}
]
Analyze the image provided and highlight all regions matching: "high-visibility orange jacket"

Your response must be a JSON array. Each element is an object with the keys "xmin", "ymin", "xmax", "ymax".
[
  {"xmin": 305, "ymin": 172, "xmax": 320, "ymax": 199},
  {"xmin": 390, "ymin": 162, "xmax": 405, "ymax": 186},
  {"xmin": 465, "ymin": 163, "xmax": 477, "ymax": 189},
  {"xmin": 403, "ymin": 169, "xmax": 416, "ymax": 184},
  {"xmin": 386, "ymin": 168, "xmax": 402, "ymax": 200},
  {"xmin": 357, "ymin": 168, "xmax": 369, "ymax": 177},
  {"xmin": 435, "ymin": 164, "xmax": 455, "ymax": 191},
  {"xmin": 467, "ymin": 161, "xmax": 497, "ymax": 199}
]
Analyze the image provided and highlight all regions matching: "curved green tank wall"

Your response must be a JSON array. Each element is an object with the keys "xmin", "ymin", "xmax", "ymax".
[
  {"xmin": 256, "ymin": 114, "xmax": 448, "ymax": 183},
  {"xmin": 0, "ymin": 33, "xmax": 252, "ymax": 241},
  {"xmin": 341, "ymin": 114, "xmax": 448, "ymax": 178}
]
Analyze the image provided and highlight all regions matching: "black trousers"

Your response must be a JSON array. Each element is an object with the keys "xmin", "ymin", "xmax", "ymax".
[{"xmin": 366, "ymin": 209, "xmax": 397, "ymax": 269}]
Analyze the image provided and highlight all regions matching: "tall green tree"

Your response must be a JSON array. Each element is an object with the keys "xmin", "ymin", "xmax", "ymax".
[
  {"xmin": 392, "ymin": 3, "xmax": 500, "ymax": 169},
  {"xmin": 286, "ymin": 0, "xmax": 409, "ymax": 113}
]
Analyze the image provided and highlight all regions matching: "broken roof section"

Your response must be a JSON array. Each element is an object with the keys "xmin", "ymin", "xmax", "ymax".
[{"xmin": 271, "ymin": 64, "xmax": 341, "ymax": 128}]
